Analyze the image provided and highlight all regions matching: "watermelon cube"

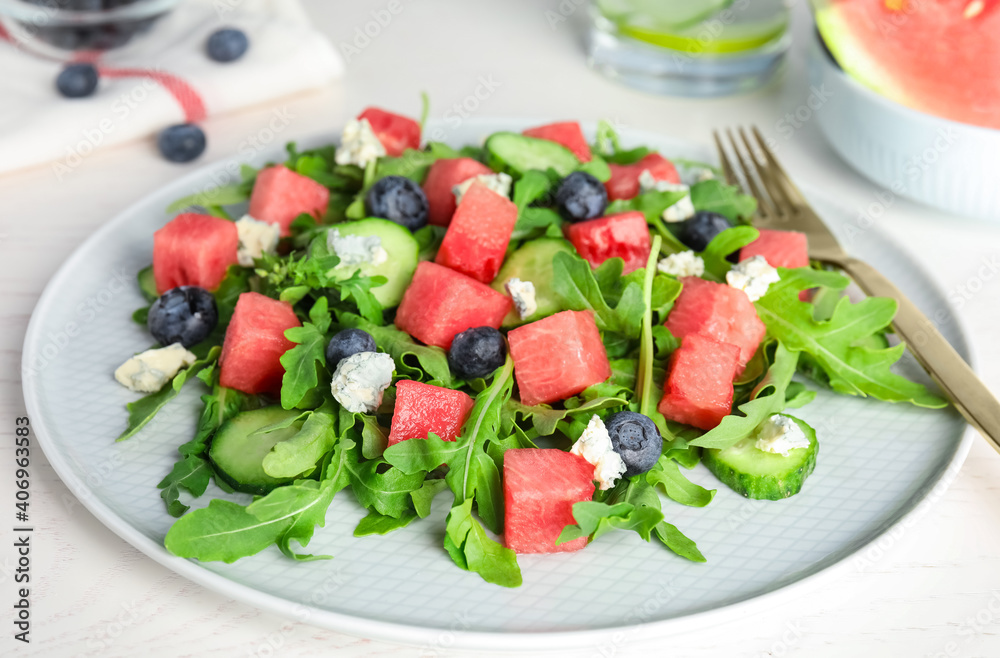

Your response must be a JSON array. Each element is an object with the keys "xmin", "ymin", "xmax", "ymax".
[
  {"xmin": 605, "ymin": 153, "xmax": 681, "ymax": 201},
  {"xmin": 153, "ymin": 212, "xmax": 239, "ymax": 294},
  {"xmin": 741, "ymin": 228, "xmax": 809, "ymax": 269},
  {"xmin": 503, "ymin": 448, "xmax": 596, "ymax": 554},
  {"xmin": 508, "ymin": 310, "xmax": 611, "ymax": 406},
  {"xmin": 219, "ymin": 292, "xmax": 300, "ymax": 395},
  {"xmin": 395, "ymin": 262, "xmax": 512, "ymax": 349},
  {"xmin": 435, "ymin": 183, "xmax": 518, "ymax": 283},
  {"xmin": 248, "ymin": 165, "xmax": 330, "ymax": 236},
  {"xmin": 665, "ymin": 277, "xmax": 766, "ymax": 374},
  {"xmin": 565, "ymin": 211, "xmax": 651, "ymax": 275},
  {"xmin": 522, "ymin": 121, "xmax": 591, "ymax": 162},
  {"xmin": 358, "ymin": 107, "xmax": 421, "ymax": 157},
  {"xmin": 387, "ymin": 380, "xmax": 474, "ymax": 447},
  {"xmin": 658, "ymin": 334, "xmax": 740, "ymax": 431},
  {"xmin": 422, "ymin": 157, "xmax": 494, "ymax": 227}
]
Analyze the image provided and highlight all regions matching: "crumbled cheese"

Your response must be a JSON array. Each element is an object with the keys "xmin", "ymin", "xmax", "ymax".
[
  {"xmin": 114, "ymin": 343, "xmax": 196, "ymax": 393},
  {"xmin": 334, "ymin": 118, "xmax": 386, "ymax": 168},
  {"xmin": 657, "ymin": 250, "xmax": 705, "ymax": 278},
  {"xmin": 235, "ymin": 215, "xmax": 281, "ymax": 267},
  {"xmin": 327, "ymin": 228, "xmax": 388, "ymax": 268},
  {"xmin": 755, "ymin": 414, "xmax": 810, "ymax": 457},
  {"xmin": 661, "ymin": 194, "xmax": 696, "ymax": 223},
  {"xmin": 694, "ymin": 167, "xmax": 716, "ymax": 183},
  {"xmin": 452, "ymin": 172, "xmax": 513, "ymax": 204},
  {"xmin": 571, "ymin": 415, "xmax": 627, "ymax": 491},
  {"xmin": 504, "ymin": 278, "xmax": 537, "ymax": 320},
  {"xmin": 330, "ymin": 351, "xmax": 395, "ymax": 413},
  {"xmin": 726, "ymin": 255, "xmax": 780, "ymax": 302},
  {"xmin": 638, "ymin": 169, "xmax": 689, "ymax": 194}
]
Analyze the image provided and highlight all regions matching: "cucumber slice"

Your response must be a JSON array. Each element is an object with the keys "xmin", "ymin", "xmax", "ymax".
[
  {"xmin": 490, "ymin": 238, "xmax": 574, "ymax": 327},
  {"xmin": 209, "ymin": 407, "xmax": 306, "ymax": 495},
  {"xmin": 485, "ymin": 132, "xmax": 580, "ymax": 178},
  {"xmin": 702, "ymin": 416, "xmax": 818, "ymax": 500},
  {"xmin": 137, "ymin": 265, "xmax": 157, "ymax": 302},
  {"xmin": 328, "ymin": 218, "xmax": 419, "ymax": 308}
]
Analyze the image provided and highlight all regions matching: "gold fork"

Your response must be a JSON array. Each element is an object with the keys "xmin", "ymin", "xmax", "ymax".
[{"xmin": 714, "ymin": 126, "xmax": 1000, "ymax": 450}]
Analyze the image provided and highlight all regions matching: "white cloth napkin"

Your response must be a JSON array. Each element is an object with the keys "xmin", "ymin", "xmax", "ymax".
[{"xmin": 0, "ymin": 0, "xmax": 342, "ymax": 175}]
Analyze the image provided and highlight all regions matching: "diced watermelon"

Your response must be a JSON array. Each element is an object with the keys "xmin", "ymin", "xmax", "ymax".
[
  {"xmin": 503, "ymin": 448, "xmax": 595, "ymax": 554},
  {"xmin": 665, "ymin": 277, "xmax": 766, "ymax": 374},
  {"xmin": 565, "ymin": 211, "xmax": 651, "ymax": 275},
  {"xmin": 508, "ymin": 310, "xmax": 611, "ymax": 406},
  {"xmin": 358, "ymin": 107, "xmax": 421, "ymax": 157},
  {"xmin": 658, "ymin": 334, "xmax": 740, "ymax": 431},
  {"xmin": 605, "ymin": 153, "xmax": 681, "ymax": 201},
  {"xmin": 741, "ymin": 228, "xmax": 809, "ymax": 269},
  {"xmin": 153, "ymin": 212, "xmax": 239, "ymax": 294},
  {"xmin": 422, "ymin": 157, "xmax": 494, "ymax": 226},
  {"xmin": 248, "ymin": 165, "xmax": 329, "ymax": 236},
  {"xmin": 395, "ymin": 262, "xmax": 512, "ymax": 349},
  {"xmin": 387, "ymin": 380, "xmax": 474, "ymax": 447},
  {"xmin": 435, "ymin": 183, "xmax": 518, "ymax": 283},
  {"xmin": 522, "ymin": 121, "xmax": 591, "ymax": 162},
  {"xmin": 219, "ymin": 292, "xmax": 300, "ymax": 396}
]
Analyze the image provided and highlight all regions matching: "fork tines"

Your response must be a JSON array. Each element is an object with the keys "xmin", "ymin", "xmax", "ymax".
[{"xmin": 712, "ymin": 127, "xmax": 806, "ymax": 221}]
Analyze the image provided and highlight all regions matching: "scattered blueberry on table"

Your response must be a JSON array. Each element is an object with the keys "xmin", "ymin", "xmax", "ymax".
[
  {"xmin": 55, "ymin": 63, "xmax": 99, "ymax": 98},
  {"xmin": 157, "ymin": 124, "xmax": 207, "ymax": 163},
  {"xmin": 148, "ymin": 286, "xmax": 218, "ymax": 347},
  {"xmin": 206, "ymin": 28, "xmax": 249, "ymax": 63}
]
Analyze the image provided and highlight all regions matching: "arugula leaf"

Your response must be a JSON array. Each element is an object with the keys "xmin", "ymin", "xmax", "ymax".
[
  {"xmin": 280, "ymin": 298, "xmax": 332, "ymax": 410},
  {"xmin": 248, "ymin": 480, "xmax": 337, "ymax": 561},
  {"xmin": 512, "ymin": 169, "xmax": 553, "ymax": 209},
  {"xmin": 700, "ymin": 226, "xmax": 759, "ymax": 280},
  {"xmin": 646, "ymin": 457, "xmax": 715, "ymax": 507},
  {"xmin": 166, "ymin": 184, "xmax": 249, "ymax": 213},
  {"xmin": 635, "ymin": 237, "xmax": 662, "ymax": 425},
  {"xmin": 354, "ymin": 509, "xmax": 417, "ymax": 536},
  {"xmin": 689, "ymin": 342, "xmax": 798, "ymax": 449},
  {"xmin": 755, "ymin": 269, "xmax": 946, "ymax": 408},
  {"xmin": 577, "ymin": 155, "xmax": 611, "ymax": 182},
  {"xmin": 444, "ymin": 499, "xmax": 522, "ymax": 588},
  {"xmin": 784, "ymin": 381, "xmax": 817, "ymax": 409},
  {"xmin": 557, "ymin": 501, "xmax": 664, "ymax": 545},
  {"xmin": 337, "ymin": 312, "xmax": 453, "ymax": 385},
  {"xmin": 606, "ymin": 191, "xmax": 690, "ymax": 254},
  {"xmin": 654, "ymin": 522, "xmax": 706, "ymax": 562},
  {"xmin": 689, "ymin": 179, "xmax": 757, "ymax": 222},
  {"xmin": 156, "ymin": 455, "xmax": 212, "ymax": 517},
  {"xmin": 262, "ymin": 411, "xmax": 337, "ymax": 479},
  {"xmin": 552, "ymin": 251, "xmax": 645, "ymax": 338},
  {"xmin": 411, "ymin": 478, "xmax": 449, "ymax": 518},
  {"xmin": 414, "ymin": 225, "xmax": 446, "ymax": 261},
  {"xmin": 502, "ymin": 396, "xmax": 627, "ymax": 437},
  {"xmin": 116, "ymin": 347, "xmax": 220, "ymax": 441}
]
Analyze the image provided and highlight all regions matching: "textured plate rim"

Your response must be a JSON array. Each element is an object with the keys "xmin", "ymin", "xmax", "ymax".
[{"xmin": 21, "ymin": 120, "xmax": 977, "ymax": 651}]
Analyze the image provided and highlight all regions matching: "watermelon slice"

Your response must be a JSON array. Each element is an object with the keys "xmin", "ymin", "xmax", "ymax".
[
  {"xmin": 508, "ymin": 310, "xmax": 612, "ymax": 406},
  {"xmin": 665, "ymin": 276, "xmax": 765, "ymax": 374},
  {"xmin": 741, "ymin": 228, "xmax": 809, "ymax": 269},
  {"xmin": 387, "ymin": 380, "xmax": 474, "ymax": 447},
  {"xmin": 565, "ymin": 210, "xmax": 652, "ymax": 275},
  {"xmin": 219, "ymin": 292, "xmax": 300, "ymax": 396},
  {"xmin": 394, "ymin": 261, "xmax": 512, "ymax": 349},
  {"xmin": 422, "ymin": 157, "xmax": 494, "ymax": 226},
  {"xmin": 605, "ymin": 153, "xmax": 681, "ymax": 201},
  {"xmin": 357, "ymin": 107, "xmax": 421, "ymax": 157},
  {"xmin": 815, "ymin": 0, "xmax": 1000, "ymax": 129},
  {"xmin": 503, "ymin": 448, "xmax": 595, "ymax": 554},
  {"xmin": 659, "ymin": 334, "xmax": 740, "ymax": 431},
  {"xmin": 522, "ymin": 121, "xmax": 592, "ymax": 162},
  {"xmin": 153, "ymin": 212, "xmax": 239, "ymax": 294},
  {"xmin": 248, "ymin": 165, "xmax": 329, "ymax": 236},
  {"xmin": 435, "ymin": 183, "xmax": 518, "ymax": 283}
]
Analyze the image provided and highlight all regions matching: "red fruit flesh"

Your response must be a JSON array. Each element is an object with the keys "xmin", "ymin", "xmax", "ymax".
[
  {"xmin": 387, "ymin": 380, "xmax": 474, "ymax": 447},
  {"xmin": 658, "ymin": 334, "xmax": 740, "ymax": 431},
  {"xmin": 522, "ymin": 121, "xmax": 592, "ymax": 162},
  {"xmin": 503, "ymin": 448, "xmax": 596, "ymax": 554},
  {"xmin": 358, "ymin": 107, "xmax": 421, "ymax": 157},
  {"xmin": 219, "ymin": 292, "xmax": 300, "ymax": 396},
  {"xmin": 422, "ymin": 157, "xmax": 494, "ymax": 226},
  {"xmin": 741, "ymin": 228, "xmax": 809, "ymax": 269},
  {"xmin": 435, "ymin": 183, "xmax": 518, "ymax": 283},
  {"xmin": 565, "ymin": 211, "xmax": 651, "ymax": 275},
  {"xmin": 248, "ymin": 165, "xmax": 329, "ymax": 236},
  {"xmin": 605, "ymin": 153, "xmax": 681, "ymax": 201},
  {"xmin": 508, "ymin": 310, "xmax": 612, "ymax": 406},
  {"xmin": 153, "ymin": 212, "xmax": 239, "ymax": 294}
]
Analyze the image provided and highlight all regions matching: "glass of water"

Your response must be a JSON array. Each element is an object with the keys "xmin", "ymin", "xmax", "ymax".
[{"xmin": 587, "ymin": 0, "xmax": 792, "ymax": 97}]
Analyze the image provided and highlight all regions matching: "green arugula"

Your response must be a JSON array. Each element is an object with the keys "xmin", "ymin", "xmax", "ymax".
[
  {"xmin": 502, "ymin": 396, "xmax": 627, "ymax": 437},
  {"xmin": 262, "ymin": 411, "xmax": 337, "ymax": 479},
  {"xmin": 157, "ymin": 455, "xmax": 213, "ymax": 517},
  {"xmin": 444, "ymin": 499, "xmax": 522, "ymax": 588},
  {"xmin": 689, "ymin": 179, "xmax": 757, "ymax": 222},
  {"xmin": 607, "ymin": 191, "xmax": 690, "ymax": 254},
  {"xmin": 646, "ymin": 457, "xmax": 715, "ymax": 507},
  {"xmin": 280, "ymin": 298, "xmax": 332, "ymax": 410},
  {"xmin": 700, "ymin": 226, "xmax": 760, "ymax": 280},
  {"xmin": 552, "ymin": 251, "xmax": 645, "ymax": 338},
  {"xmin": 354, "ymin": 509, "xmax": 417, "ymax": 536},
  {"xmin": 337, "ymin": 312, "xmax": 453, "ymax": 385}
]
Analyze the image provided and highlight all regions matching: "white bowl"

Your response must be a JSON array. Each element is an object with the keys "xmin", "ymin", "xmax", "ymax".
[{"xmin": 807, "ymin": 29, "xmax": 1000, "ymax": 221}]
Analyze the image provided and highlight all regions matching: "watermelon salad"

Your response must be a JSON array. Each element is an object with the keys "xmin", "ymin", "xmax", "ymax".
[{"xmin": 114, "ymin": 106, "xmax": 946, "ymax": 588}]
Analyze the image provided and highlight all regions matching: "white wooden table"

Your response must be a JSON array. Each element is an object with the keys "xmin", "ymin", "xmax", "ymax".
[{"xmin": 4, "ymin": 1, "xmax": 1000, "ymax": 656}]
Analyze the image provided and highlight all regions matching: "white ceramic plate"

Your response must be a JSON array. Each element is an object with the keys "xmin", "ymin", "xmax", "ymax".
[{"xmin": 22, "ymin": 120, "xmax": 974, "ymax": 651}]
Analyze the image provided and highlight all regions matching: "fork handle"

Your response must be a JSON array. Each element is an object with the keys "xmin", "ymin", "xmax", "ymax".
[{"xmin": 838, "ymin": 257, "xmax": 1000, "ymax": 450}]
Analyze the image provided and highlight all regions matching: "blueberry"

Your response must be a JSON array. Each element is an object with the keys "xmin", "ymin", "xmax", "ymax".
[
  {"xmin": 448, "ymin": 327, "xmax": 506, "ymax": 379},
  {"xmin": 680, "ymin": 211, "xmax": 732, "ymax": 252},
  {"xmin": 605, "ymin": 411, "xmax": 662, "ymax": 477},
  {"xmin": 554, "ymin": 171, "xmax": 608, "ymax": 223},
  {"xmin": 325, "ymin": 328, "xmax": 376, "ymax": 367},
  {"xmin": 206, "ymin": 28, "xmax": 249, "ymax": 63},
  {"xmin": 56, "ymin": 64, "xmax": 99, "ymax": 98},
  {"xmin": 158, "ymin": 124, "xmax": 207, "ymax": 163},
  {"xmin": 365, "ymin": 176, "xmax": 429, "ymax": 232},
  {"xmin": 148, "ymin": 286, "xmax": 218, "ymax": 348}
]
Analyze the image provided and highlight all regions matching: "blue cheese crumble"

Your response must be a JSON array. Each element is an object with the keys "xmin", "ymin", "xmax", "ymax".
[
  {"xmin": 571, "ymin": 415, "xmax": 627, "ymax": 490},
  {"xmin": 114, "ymin": 343, "xmax": 196, "ymax": 393},
  {"xmin": 726, "ymin": 255, "xmax": 780, "ymax": 302},
  {"xmin": 327, "ymin": 228, "xmax": 388, "ymax": 268},
  {"xmin": 504, "ymin": 278, "xmax": 537, "ymax": 320},
  {"xmin": 657, "ymin": 250, "xmax": 705, "ymax": 278},
  {"xmin": 235, "ymin": 215, "xmax": 281, "ymax": 267},
  {"xmin": 452, "ymin": 172, "xmax": 513, "ymax": 204},
  {"xmin": 330, "ymin": 351, "xmax": 395, "ymax": 413},
  {"xmin": 334, "ymin": 118, "xmax": 386, "ymax": 168},
  {"xmin": 755, "ymin": 414, "xmax": 810, "ymax": 456}
]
